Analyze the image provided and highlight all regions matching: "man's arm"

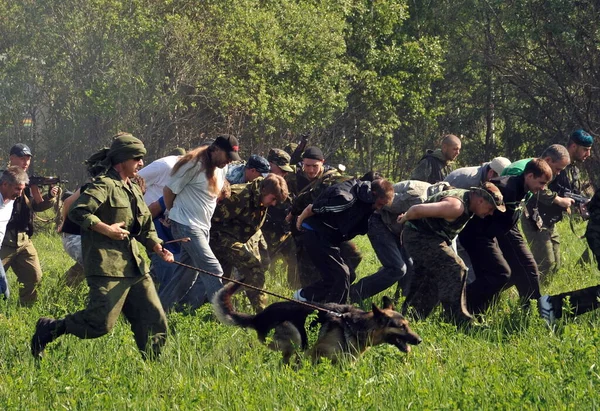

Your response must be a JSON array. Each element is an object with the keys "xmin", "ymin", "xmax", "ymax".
[
  {"xmin": 30, "ymin": 185, "xmax": 58, "ymax": 211},
  {"xmin": 163, "ymin": 186, "xmax": 176, "ymax": 211},
  {"xmin": 398, "ymin": 197, "xmax": 464, "ymax": 224}
]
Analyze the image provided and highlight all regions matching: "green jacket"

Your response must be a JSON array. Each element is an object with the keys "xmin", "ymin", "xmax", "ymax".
[
  {"xmin": 409, "ymin": 149, "xmax": 454, "ymax": 184},
  {"xmin": 69, "ymin": 168, "xmax": 161, "ymax": 278},
  {"xmin": 211, "ymin": 178, "xmax": 267, "ymax": 244}
]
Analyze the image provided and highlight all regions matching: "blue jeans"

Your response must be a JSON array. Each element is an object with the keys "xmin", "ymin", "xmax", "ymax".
[
  {"xmin": 349, "ymin": 214, "xmax": 410, "ymax": 303},
  {"xmin": 0, "ymin": 263, "xmax": 9, "ymax": 299},
  {"xmin": 150, "ymin": 251, "xmax": 179, "ymax": 293},
  {"xmin": 158, "ymin": 221, "xmax": 222, "ymax": 311}
]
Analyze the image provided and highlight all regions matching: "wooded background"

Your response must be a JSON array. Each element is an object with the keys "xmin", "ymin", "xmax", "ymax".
[{"xmin": 1, "ymin": 0, "xmax": 599, "ymax": 189}]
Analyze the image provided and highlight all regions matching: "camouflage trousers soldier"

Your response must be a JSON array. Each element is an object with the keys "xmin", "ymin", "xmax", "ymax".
[
  {"xmin": 211, "ymin": 232, "xmax": 267, "ymax": 312},
  {"xmin": 262, "ymin": 226, "xmax": 298, "ymax": 288},
  {"xmin": 401, "ymin": 227, "xmax": 472, "ymax": 324},
  {"xmin": 521, "ymin": 214, "xmax": 560, "ymax": 283}
]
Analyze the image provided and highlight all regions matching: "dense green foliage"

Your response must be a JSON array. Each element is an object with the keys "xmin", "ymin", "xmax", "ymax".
[
  {"xmin": 2, "ymin": 0, "xmax": 599, "ymax": 186},
  {"xmin": 0, "ymin": 219, "xmax": 599, "ymax": 409}
]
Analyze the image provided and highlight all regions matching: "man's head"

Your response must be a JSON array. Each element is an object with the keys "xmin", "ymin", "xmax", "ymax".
[
  {"xmin": 523, "ymin": 158, "xmax": 553, "ymax": 193},
  {"xmin": 244, "ymin": 155, "xmax": 271, "ymax": 182},
  {"xmin": 486, "ymin": 157, "xmax": 511, "ymax": 181},
  {"xmin": 108, "ymin": 132, "xmax": 147, "ymax": 179},
  {"xmin": 301, "ymin": 146, "xmax": 325, "ymax": 180},
  {"xmin": 211, "ymin": 135, "xmax": 241, "ymax": 167},
  {"xmin": 567, "ymin": 129, "xmax": 593, "ymax": 163},
  {"xmin": 260, "ymin": 174, "xmax": 289, "ymax": 207},
  {"xmin": 440, "ymin": 134, "xmax": 461, "ymax": 162},
  {"xmin": 469, "ymin": 182, "xmax": 506, "ymax": 218},
  {"xmin": 9, "ymin": 143, "xmax": 33, "ymax": 172},
  {"xmin": 267, "ymin": 149, "xmax": 293, "ymax": 176},
  {"xmin": 0, "ymin": 166, "xmax": 29, "ymax": 202},
  {"xmin": 540, "ymin": 144, "xmax": 570, "ymax": 177},
  {"xmin": 370, "ymin": 179, "xmax": 394, "ymax": 210},
  {"xmin": 168, "ymin": 147, "xmax": 186, "ymax": 156}
]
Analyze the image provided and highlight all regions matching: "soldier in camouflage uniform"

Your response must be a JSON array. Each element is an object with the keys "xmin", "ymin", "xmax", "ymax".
[
  {"xmin": 31, "ymin": 134, "xmax": 174, "ymax": 359},
  {"xmin": 520, "ymin": 141, "xmax": 589, "ymax": 282},
  {"xmin": 211, "ymin": 174, "xmax": 288, "ymax": 312},
  {"xmin": 409, "ymin": 134, "xmax": 461, "ymax": 184},
  {"xmin": 262, "ymin": 149, "xmax": 298, "ymax": 287},
  {"xmin": 400, "ymin": 183, "xmax": 506, "ymax": 324}
]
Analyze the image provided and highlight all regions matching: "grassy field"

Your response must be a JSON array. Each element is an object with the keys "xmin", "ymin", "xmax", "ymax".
[{"xmin": 1, "ymin": 219, "xmax": 599, "ymax": 410}]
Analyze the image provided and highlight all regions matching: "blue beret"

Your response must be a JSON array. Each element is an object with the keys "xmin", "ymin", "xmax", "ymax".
[{"xmin": 570, "ymin": 129, "xmax": 593, "ymax": 147}]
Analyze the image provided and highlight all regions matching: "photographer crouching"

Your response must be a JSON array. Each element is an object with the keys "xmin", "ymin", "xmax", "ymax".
[{"xmin": 1, "ymin": 143, "xmax": 59, "ymax": 306}]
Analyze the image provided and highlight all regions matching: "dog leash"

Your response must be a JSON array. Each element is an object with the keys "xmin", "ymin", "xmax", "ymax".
[{"xmin": 171, "ymin": 260, "xmax": 343, "ymax": 317}]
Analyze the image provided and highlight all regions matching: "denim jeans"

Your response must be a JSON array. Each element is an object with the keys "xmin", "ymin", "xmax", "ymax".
[
  {"xmin": 158, "ymin": 221, "xmax": 222, "ymax": 311},
  {"xmin": 0, "ymin": 263, "xmax": 9, "ymax": 299},
  {"xmin": 349, "ymin": 213, "xmax": 410, "ymax": 303},
  {"xmin": 61, "ymin": 233, "xmax": 83, "ymax": 264},
  {"xmin": 150, "ymin": 252, "xmax": 179, "ymax": 293}
]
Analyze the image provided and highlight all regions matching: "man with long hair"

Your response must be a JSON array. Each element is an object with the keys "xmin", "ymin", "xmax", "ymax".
[{"xmin": 158, "ymin": 135, "xmax": 241, "ymax": 311}]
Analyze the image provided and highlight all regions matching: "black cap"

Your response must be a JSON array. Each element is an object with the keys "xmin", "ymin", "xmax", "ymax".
[
  {"xmin": 10, "ymin": 143, "xmax": 32, "ymax": 157},
  {"xmin": 245, "ymin": 155, "xmax": 271, "ymax": 175},
  {"xmin": 302, "ymin": 146, "xmax": 324, "ymax": 161},
  {"xmin": 213, "ymin": 135, "xmax": 241, "ymax": 161}
]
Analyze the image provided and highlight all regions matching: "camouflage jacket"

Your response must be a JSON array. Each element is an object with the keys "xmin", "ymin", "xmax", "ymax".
[
  {"xmin": 69, "ymin": 168, "xmax": 161, "ymax": 278},
  {"xmin": 406, "ymin": 188, "xmax": 474, "ymax": 243},
  {"xmin": 409, "ymin": 149, "xmax": 455, "ymax": 184},
  {"xmin": 211, "ymin": 178, "xmax": 267, "ymax": 244}
]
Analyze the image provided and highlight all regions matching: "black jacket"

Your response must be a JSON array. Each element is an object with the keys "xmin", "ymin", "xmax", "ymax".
[{"xmin": 304, "ymin": 179, "xmax": 375, "ymax": 243}]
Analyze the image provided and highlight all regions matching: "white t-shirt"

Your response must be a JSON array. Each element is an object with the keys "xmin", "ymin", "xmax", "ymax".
[
  {"xmin": 138, "ymin": 155, "xmax": 181, "ymax": 205},
  {"xmin": 0, "ymin": 194, "xmax": 15, "ymax": 246},
  {"xmin": 166, "ymin": 160, "xmax": 227, "ymax": 230}
]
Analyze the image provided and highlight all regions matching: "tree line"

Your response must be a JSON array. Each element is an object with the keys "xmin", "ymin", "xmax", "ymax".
[{"xmin": 1, "ymin": 0, "xmax": 598, "ymax": 188}]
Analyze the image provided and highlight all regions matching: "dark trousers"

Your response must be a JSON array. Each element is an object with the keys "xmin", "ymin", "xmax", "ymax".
[
  {"xmin": 461, "ymin": 225, "xmax": 541, "ymax": 313},
  {"xmin": 549, "ymin": 284, "xmax": 600, "ymax": 318},
  {"xmin": 349, "ymin": 214, "xmax": 410, "ymax": 303},
  {"xmin": 301, "ymin": 229, "xmax": 350, "ymax": 304}
]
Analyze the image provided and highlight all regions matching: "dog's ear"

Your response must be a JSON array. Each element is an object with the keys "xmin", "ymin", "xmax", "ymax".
[
  {"xmin": 381, "ymin": 296, "xmax": 394, "ymax": 310},
  {"xmin": 371, "ymin": 303, "xmax": 385, "ymax": 318}
]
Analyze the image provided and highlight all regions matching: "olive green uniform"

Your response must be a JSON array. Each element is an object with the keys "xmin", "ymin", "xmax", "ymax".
[
  {"xmin": 64, "ymin": 168, "xmax": 167, "ymax": 357},
  {"xmin": 402, "ymin": 189, "xmax": 474, "ymax": 324},
  {"xmin": 210, "ymin": 178, "xmax": 269, "ymax": 311}
]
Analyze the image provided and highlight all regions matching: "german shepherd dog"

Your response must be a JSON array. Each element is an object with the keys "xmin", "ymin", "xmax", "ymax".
[{"xmin": 212, "ymin": 282, "xmax": 422, "ymax": 364}]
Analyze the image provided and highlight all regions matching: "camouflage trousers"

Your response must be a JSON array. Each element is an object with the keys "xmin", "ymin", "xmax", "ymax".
[
  {"xmin": 585, "ymin": 219, "xmax": 600, "ymax": 270},
  {"xmin": 262, "ymin": 225, "xmax": 298, "ymax": 289},
  {"xmin": 64, "ymin": 274, "xmax": 167, "ymax": 358},
  {"xmin": 521, "ymin": 214, "xmax": 560, "ymax": 284},
  {"xmin": 211, "ymin": 232, "xmax": 266, "ymax": 312},
  {"xmin": 401, "ymin": 227, "xmax": 472, "ymax": 324}
]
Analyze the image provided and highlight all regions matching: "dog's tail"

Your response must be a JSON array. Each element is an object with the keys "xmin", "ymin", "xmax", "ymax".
[{"xmin": 212, "ymin": 280, "xmax": 256, "ymax": 328}]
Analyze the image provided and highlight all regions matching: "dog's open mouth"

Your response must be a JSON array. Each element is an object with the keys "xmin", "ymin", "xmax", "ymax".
[{"xmin": 389, "ymin": 336, "xmax": 411, "ymax": 353}]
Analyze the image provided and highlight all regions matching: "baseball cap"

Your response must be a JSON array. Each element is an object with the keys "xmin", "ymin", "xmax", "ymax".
[
  {"xmin": 10, "ymin": 143, "xmax": 32, "ymax": 157},
  {"xmin": 213, "ymin": 135, "xmax": 241, "ymax": 161},
  {"xmin": 570, "ymin": 129, "xmax": 594, "ymax": 147},
  {"xmin": 246, "ymin": 154, "xmax": 271, "ymax": 176},
  {"xmin": 267, "ymin": 149, "xmax": 293, "ymax": 172},
  {"xmin": 490, "ymin": 157, "xmax": 511, "ymax": 175},
  {"xmin": 302, "ymin": 146, "xmax": 324, "ymax": 161},
  {"xmin": 471, "ymin": 182, "xmax": 506, "ymax": 212}
]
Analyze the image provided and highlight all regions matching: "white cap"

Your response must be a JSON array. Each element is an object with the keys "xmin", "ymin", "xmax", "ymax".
[{"xmin": 490, "ymin": 157, "xmax": 511, "ymax": 175}]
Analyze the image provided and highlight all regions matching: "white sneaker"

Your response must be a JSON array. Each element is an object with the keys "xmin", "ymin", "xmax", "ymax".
[
  {"xmin": 293, "ymin": 289, "xmax": 307, "ymax": 302},
  {"xmin": 538, "ymin": 295, "xmax": 555, "ymax": 325}
]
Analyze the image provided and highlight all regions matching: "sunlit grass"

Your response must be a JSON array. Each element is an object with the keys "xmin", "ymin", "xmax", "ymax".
[{"xmin": 0, "ymin": 219, "xmax": 599, "ymax": 409}]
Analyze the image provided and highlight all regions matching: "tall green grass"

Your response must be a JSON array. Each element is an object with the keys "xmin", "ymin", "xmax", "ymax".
[{"xmin": 1, "ymin": 219, "xmax": 599, "ymax": 409}]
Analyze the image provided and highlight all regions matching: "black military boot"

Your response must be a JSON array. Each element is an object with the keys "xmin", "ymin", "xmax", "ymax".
[{"xmin": 30, "ymin": 317, "xmax": 65, "ymax": 358}]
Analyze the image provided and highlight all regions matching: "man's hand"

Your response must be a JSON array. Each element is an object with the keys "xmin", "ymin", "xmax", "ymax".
[
  {"xmin": 296, "ymin": 204, "xmax": 314, "ymax": 231},
  {"xmin": 396, "ymin": 213, "xmax": 406, "ymax": 225},
  {"xmin": 49, "ymin": 185, "xmax": 59, "ymax": 199},
  {"xmin": 92, "ymin": 221, "xmax": 131, "ymax": 240},
  {"xmin": 153, "ymin": 244, "xmax": 174, "ymax": 263},
  {"xmin": 553, "ymin": 196, "xmax": 575, "ymax": 209}
]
